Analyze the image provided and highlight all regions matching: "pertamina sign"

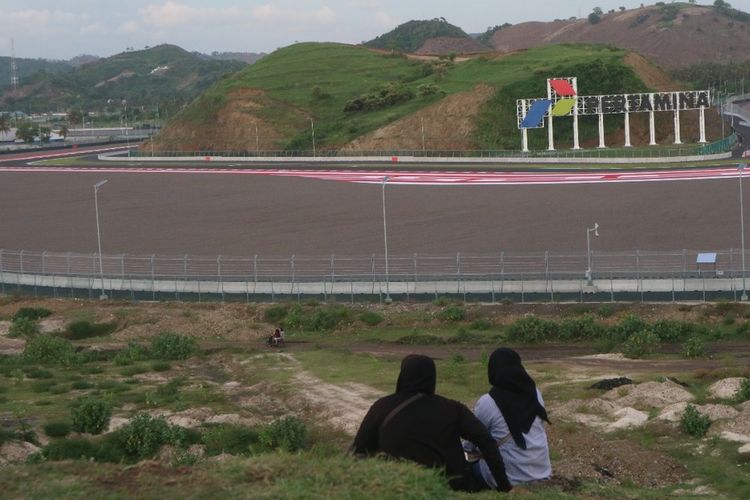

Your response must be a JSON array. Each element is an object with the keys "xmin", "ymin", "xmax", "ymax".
[{"xmin": 516, "ymin": 77, "xmax": 711, "ymax": 152}]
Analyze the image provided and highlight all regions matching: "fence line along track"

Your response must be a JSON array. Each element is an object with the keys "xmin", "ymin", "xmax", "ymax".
[{"xmin": 2, "ymin": 249, "xmax": 749, "ymax": 303}]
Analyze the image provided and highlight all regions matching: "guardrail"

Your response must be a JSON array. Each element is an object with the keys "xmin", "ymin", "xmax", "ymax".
[
  {"xmin": 2, "ymin": 249, "xmax": 749, "ymax": 303},
  {"xmin": 128, "ymin": 144, "xmax": 720, "ymax": 160}
]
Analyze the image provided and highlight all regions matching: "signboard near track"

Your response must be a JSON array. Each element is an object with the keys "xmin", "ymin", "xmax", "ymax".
[{"xmin": 515, "ymin": 77, "xmax": 711, "ymax": 152}]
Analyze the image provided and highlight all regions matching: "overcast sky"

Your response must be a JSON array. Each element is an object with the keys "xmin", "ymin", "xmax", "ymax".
[{"xmin": 3, "ymin": 1, "xmax": 750, "ymax": 59}]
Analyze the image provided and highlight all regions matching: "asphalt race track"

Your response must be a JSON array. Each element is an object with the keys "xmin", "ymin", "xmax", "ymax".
[{"xmin": 0, "ymin": 146, "xmax": 748, "ymax": 257}]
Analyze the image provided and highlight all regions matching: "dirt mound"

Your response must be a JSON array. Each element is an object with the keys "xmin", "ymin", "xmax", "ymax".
[
  {"xmin": 0, "ymin": 441, "xmax": 40, "ymax": 467},
  {"xmin": 549, "ymin": 424, "xmax": 687, "ymax": 487},
  {"xmin": 708, "ymin": 378, "xmax": 747, "ymax": 400},
  {"xmin": 341, "ymin": 84, "xmax": 495, "ymax": 151},
  {"xmin": 490, "ymin": 5, "xmax": 750, "ymax": 69},
  {"xmin": 601, "ymin": 380, "xmax": 695, "ymax": 410},
  {"xmin": 415, "ymin": 37, "xmax": 491, "ymax": 56}
]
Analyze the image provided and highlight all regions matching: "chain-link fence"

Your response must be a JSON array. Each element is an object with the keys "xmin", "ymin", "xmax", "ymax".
[{"xmin": 1, "ymin": 248, "xmax": 749, "ymax": 303}]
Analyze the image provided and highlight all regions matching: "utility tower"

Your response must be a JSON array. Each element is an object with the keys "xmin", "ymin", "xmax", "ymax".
[{"xmin": 10, "ymin": 38, "xmax": 19, "ymax": 92}]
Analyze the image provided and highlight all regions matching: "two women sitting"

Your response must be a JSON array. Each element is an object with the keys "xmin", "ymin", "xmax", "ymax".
[{"xmin": 351, "ymin": 348, "xmax": 551, "ymax": 492}]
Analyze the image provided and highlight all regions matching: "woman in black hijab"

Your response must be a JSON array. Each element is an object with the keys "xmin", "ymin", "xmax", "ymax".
[
  {"xmin": 351, "ymin": 354, "xmax": 512, "ymax": 492},
  {"xmin": 465, "ymin": 348, "xmax": 551, "ymax": 488}
]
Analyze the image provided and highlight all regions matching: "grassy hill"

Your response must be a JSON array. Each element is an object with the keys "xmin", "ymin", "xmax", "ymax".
[
  {"xmin": 0, "ymin": 57, "xmax": 71, "ymax": 92},
  {"xmin": 0, "ymin": 45, "xmax": 245, "ymax": 113},
  {"xmin": 365, "ymin": 19, "xmax": 480, "ymax": 53},
  {"xmin": 154, "ymin": 41, "xmax": 724, "ymax": 153}
]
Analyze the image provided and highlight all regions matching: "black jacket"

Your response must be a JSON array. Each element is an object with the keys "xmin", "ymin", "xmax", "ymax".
[{"xmin": 351, "ymin": 391, "xmax": 512, "ymax": 492}]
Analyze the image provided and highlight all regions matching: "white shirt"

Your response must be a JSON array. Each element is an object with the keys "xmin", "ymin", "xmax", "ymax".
[{"xmin": 465, "ymin": 390, "xmax": 552, "ymax": 487}]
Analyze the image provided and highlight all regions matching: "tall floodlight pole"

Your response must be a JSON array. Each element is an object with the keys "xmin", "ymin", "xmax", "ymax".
[
  {"xmin": 310, "ymin": 118, "xmax": 316, "ymax": 157},
  {"xmin": 382, "ymin": 176, "xmax": 392, "ymax": 303},
  {"xmin": 586, "ymin": 223, "xmax": 600, "ymax": 285},
  {"xmin": 740, "ymin": 161, "xmax": 748, "ymax": 301},
  {"xmin": 94, "ymin": 180, "xmax": 109, "ymax": 300}
]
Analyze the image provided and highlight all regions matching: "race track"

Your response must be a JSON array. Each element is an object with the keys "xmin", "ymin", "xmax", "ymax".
[{"xmin": 0, "ymin": 147, "xmax": 747, "ymax": 256}]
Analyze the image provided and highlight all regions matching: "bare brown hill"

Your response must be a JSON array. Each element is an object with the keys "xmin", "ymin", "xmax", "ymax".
[
  {"xmin": 415, "ymin": 37, "xmax": 491, "ymax": 56},
  {"xmin": 490, "ymin": 4, "xmax": 750, "ymax": 69},
  {"xmin": 341, "ymin": 84, "xmax": 495, "ymax": 151}
]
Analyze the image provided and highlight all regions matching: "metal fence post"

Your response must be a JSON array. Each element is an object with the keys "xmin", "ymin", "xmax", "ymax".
[
  {"xmin": 456, "ymin": 252, "xmax": 462, "ymax": 298},
  {"xmin": 218, "ymin": 255, "xmax": 223, "ymax": 302},
  {"xmin": 151, "ymin": 254, "xmax": 156, "ymax": 301},
  {"xmin": 19, "ymin": 250, "xmax": 25, "ymax": 292},
  {"xmin": 0, "ymin": 249, "xmax": 4, "ymax": 294},
  {"xmin": 545, "ymin": 251, "xmax": 551, "ymax": 300},
  {"xmin": 413, "ymin": 253, "xmax": 418, "ymax": 297},
  {"xmin": 330, "ymin": 254, "xmax": 335, "ymax": 300},
  {"xmin": 291, "ymin": 254, "xmax": 296, "ymax": 297},
  {"xmin": 67, "ymin": 252, "xmax": 72, "ymax": 298},
  {"xmin": 636, "ymin": 250, "xmax": 642, "ymax": 302}
]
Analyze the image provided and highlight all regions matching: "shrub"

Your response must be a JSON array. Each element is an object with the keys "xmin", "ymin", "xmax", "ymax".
[
  {"xmin": 734, "ymin": 379, "xmax": 750, "ymax": 403},
  {"xmin": 308, "ymin": 305, "xmax": 351, "ymax": 331},
  {"xmin": 681, "ymin": 404, "xmax": 711, "ymax": 438},
  {"xmin": 23, "ymin": 335, "xmax": 76, "ymax": 365},
  {"xmin": 150, "ymin": 332, "xmax": 197, "ymax": 360},
  {"xmin": 113, "ymin": 343, "xmax": 149, "ymax": 366},
  {"xmin": 8, "ymin": 317, "xmax": 41, "ymax": 338},
  {"xmin": 43, "ymin": 421, "xmax": 72, "ymax": 438},
  {"xmin": 258, "ymin": 416, "xmax": 308, "ymax": 452},
  {"xmin": 652, "ymin": 320, "xmax": 693, "ymax": 343},
  {"xmin": 65, "ymin": 320, "xmax": 117, "ymax": 340},
  {"xmin": 203, "ymin": 424, "xmax": 259, "ymax": 456},
  {"xmin": 622, "ymin": 329, "xmax": 660, "ymax": 359},
  {"xmin": 506, "ymin": 316, "xmax": 558, "ymax": 343},
  {"xmin": 71, "ymin": 380, "xmax": 94, "ymax": 390},
  {"xmin": 71, "ymin": 396, "xmax": 111, "ymax": 435},
  {"xmin": 611, "ymin": 314, "xmax": 648, "ymax": 342},
  {"xmin": 42, "ymin": 438, "xmax": 100, "ymax": 461},
  {"xmin": 24, "ymin": 367, "xmax": 53, "ymax": 379},
  {"xmin": 438, "ymin": 305, "xmax": 465, "ymax": 322},
  {"xmin": 116, "ymin": 413, "xmax": 182, "ymax": 459},
  {"xmin": 559, "ymin": 315, "xmax": 605, "ymax": 341},
  {"xmin": 417, "ymin": 83, "xmax": 444, "ymax": 97},
  {"xmin": 284, "ymin": 304, "xmax": 306, "ymax": 329},
  {"xmin": 264, "ymin": 305, "xmax": 288, "ymax": 323},
  {"xmin": 682, "ymin": 337, "xmax": 707, "ymax": 359},
  {"xmin": 722, "ymin": 313, "xmax": 736, "ymax": 326},
  {"xmin": 470, "ymin": 319, "xmax": 492, "ymax": 331},
  {"xmin": 359, "ymin": 311, "xmax": 384, "ymax": 326},
  {"xmin": 151, "ymin": 361, "xmax": 171, "ymax": 372},
  {"xmin": 12, "ymin": 307, "xmax": 52, "ymax": 321},
  {"xmin": 598, "ymin": 304, "xmax": 615, "ymax": 318}
]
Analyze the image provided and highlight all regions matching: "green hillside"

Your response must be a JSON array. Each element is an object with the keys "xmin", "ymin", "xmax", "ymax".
[
  {"xmin": 0, "ymin": 45, "xmax": 245, "ymax": 113},
  {"xmin": 365, "ymin": 19, "xmax": 472, "ymax": 53},
  {"xmin": 0, "ymin": 57, "xmax": 71, "ymax": 91},
  {"xmin": 160, "ymin": 42, "xmax": 653, "ymax": 152}
]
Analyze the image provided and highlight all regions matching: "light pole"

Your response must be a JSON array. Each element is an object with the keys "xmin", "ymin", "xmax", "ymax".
[
  {"xmin": 382, "ymin": 176, "xmax": 392, "ymax": 303},
  {"xmin": 94, "ymin": 180, "xmax": 109, "ymax": 300},
  {"xmin": 586, "ymin": 223, "xmax": 599, "ymax": 286},
  {"xmin": 740, "ymin": 161, "xmax": 748, "ymax": 301},
  {"xmin": 310, "ymin": 118, "xmax": 316, "ymax": 157}
]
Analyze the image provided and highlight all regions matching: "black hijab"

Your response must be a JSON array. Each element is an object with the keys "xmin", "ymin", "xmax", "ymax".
[
  {"xmin": 396, "ymin": 354, "xmax": 436, "ymax": 394},
  {"xmin": 488, "ymin": 348, "xmax": 549, "ymax": 449}
]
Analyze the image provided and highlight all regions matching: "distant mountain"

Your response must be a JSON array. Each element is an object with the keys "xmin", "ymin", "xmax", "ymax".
[
  {"xmin": 67, "ymin": 54, "xmax": 100, "ymax": 67},
  {"xmin": 488, "ymin": 3, "xmax": 750, "ymax": 69},
  {"xmin": 0, "ymin": 44, "xmax": 245, "ymax": 112},
  {"xmin": 198, "ymin": 51, "xmax": 266, "ymax": 64},
  {"xmin": 0, "ymin": 57, "xmax": 71, "ymax": 90},
  {"xmin": 365, "ymin": 18, "xmax": 488, "ymax": 54}
]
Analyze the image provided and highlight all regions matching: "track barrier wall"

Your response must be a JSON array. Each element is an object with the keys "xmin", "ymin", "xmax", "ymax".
[{"xmin": 2, "ymin": 249, "xmax": 750, "ymax": 303}]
